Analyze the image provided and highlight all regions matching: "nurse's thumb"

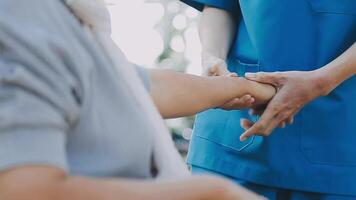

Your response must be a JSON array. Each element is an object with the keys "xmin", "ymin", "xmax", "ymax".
[{"xmin": 245, "ymin": 72, "xmax": 279, "ymax": 84}]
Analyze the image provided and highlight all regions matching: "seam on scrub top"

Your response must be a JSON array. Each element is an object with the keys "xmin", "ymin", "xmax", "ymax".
[
  {"xmin": 236, "ymin": 59, "xmax": 260, "ymax": 67},
  {"xmin": 305, "ymin": 0, "xmax": 356, "ymax": 16},
  {"xmin": 195, "ymin": 135, "xmax": 254, "ymax": 153},
  {"xmin": 313, "ymin": 11, "xmax": 356, "ymax": 16}
]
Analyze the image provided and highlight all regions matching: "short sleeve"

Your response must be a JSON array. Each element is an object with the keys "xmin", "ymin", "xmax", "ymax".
[
  {"xmin": 180, "ymin": 0, "xmax": 239, "ymax": 12},
  {"xmin": 134, "ymin": 65, "xmax": 151, "ymax": 91},
  {"xmin": 0, "ymin": 59, "xmax": 78, "ymax": 172},
  {"xmin": 0, "ymin": 0, "xmax": 82, "ymax": 173}
]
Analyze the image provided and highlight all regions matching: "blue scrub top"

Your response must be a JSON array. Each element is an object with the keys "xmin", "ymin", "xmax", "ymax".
[{"xmin": 182, "ymin": 0, "xmax": 356, "ymax": 195}]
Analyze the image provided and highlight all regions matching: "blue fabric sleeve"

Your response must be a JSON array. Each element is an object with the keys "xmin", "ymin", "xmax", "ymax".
[{"xmin": 180, "ymin": 0, "xmax": 239, "ymax": 12}]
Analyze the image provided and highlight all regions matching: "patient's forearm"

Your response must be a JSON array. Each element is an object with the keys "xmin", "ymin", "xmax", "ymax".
[
  {"xmin": 0, "ymin": 166, "xmax": 238, "ymax": 200},
  {"xmin": 149, "ymin": 69, "xmax": 275, "ymax": 118},
  {"xmin": 57, "ymin": 176, "xmax": 222, "ymax": 200}
]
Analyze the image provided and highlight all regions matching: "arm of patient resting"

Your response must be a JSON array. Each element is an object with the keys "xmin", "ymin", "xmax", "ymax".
[
  {"xmin": 0, "ymin": 165, "xmax": 263, "ymax": 200},
  {"xmin": 149, "ymin": 69, "xmax": 276, "ymax": 119}
]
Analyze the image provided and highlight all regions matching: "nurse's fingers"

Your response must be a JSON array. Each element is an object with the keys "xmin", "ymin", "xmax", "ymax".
[
  {"xmin": 239, "ymin": 118, "xmax": 279, "ymax": 141},
  {"xmin": 245, "ymin": 72, "xmax": 284, "ymax": 86},
  {"xmin": 260, "ymin": 112, "xmax": 288, "ymax": 135},
  {"xmin": 287, "ymin": 115, "xmax": 294, "ymax": 125},
  {"xmin": 279, "ymin": 114, "xmax": 294, "ymax": 128},
  {"xmin": 240, "ymin": 100, "xmax": 286, "ymax": 140},
  {"xmin": 276, "ymin": 108, "xmax": 300, "ymax": 129},
  {"xmin": 279, "ymin": 121, "xmax": 286, "ymax": 128},
  {"xmin": 283, "ymin": 108, "xmax": 300, "ymax": 125}
]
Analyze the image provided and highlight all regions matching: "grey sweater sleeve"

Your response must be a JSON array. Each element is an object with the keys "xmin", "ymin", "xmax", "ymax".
[
  {"xmin": 0, "ymin": 1, "xmax": 81, "ymax": 172},
  {"xmin": 134, "ymin": 65, "xmax": 151, "ymax": 91},
  {"xmin": 0, "ymin": 59, "xmax": 74, "ymax": 172}
]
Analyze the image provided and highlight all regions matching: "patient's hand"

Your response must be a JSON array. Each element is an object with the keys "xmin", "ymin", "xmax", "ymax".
[
  {"xmin": 242, "ymin": 78, "xmax": 276, "ymax": 106},
  {"xmin": 219, "ymin": 74, "xmax": 258, "ymax": 110},
  {"xmin": 203, "ymin": 56, "xmax": 256, "ymax": 110},
  {"xmin": 219, "ymin": 77, "xmax": 276, "ymax": 111}
]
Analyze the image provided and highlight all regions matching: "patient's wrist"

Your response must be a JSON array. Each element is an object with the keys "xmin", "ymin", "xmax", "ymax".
[
  {"xmin": 242, "ymin": 79, "xmax": 276, "ymax": 104},
  {"xmin": 226, "ymin": 76, "xmax": 248, "ymax": 94}
]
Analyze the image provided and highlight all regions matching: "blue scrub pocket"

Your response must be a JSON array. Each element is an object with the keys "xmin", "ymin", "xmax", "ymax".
[
  {"xmin": 307, "ymin": 0, "xmax": 356, "ymax": 15},
  {"xmin": 192, "ymin": 58, "xmax": 263, "ymax": 153},
  {"xmin": 227, "ymin": 58, "xmax": 260, "ymax": 76},
  {"xmin": 193, "ymin": 109, "xmax": 257, "ymax": 152},
  {"xmin": 300, "ymin": 76, "xmax": 356, "ymax": 166}
]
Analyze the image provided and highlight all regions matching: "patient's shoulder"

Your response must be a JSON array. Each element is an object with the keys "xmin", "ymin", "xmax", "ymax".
[
  {"xmin": 0, "ymin": 0, "xmax": 87, "ymax": 70},
  {"xmin": 0, "ymin": 0, "xmax": 80, "ymax": 42}
]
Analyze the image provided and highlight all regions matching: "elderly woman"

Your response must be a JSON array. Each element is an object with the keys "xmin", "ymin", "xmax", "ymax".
[{"xmin": 0, "ymin": 0, "xmax": 275, "ymax": 199}]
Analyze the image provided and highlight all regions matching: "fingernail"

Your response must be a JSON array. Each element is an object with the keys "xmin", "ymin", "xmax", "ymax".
[
  {"xmin": 245, "ymin": 73, "xmax": 255, "ymax": 78},
  {"xmin": 240, "ymin": 136, "xmax": 246, "ymax": 142}
]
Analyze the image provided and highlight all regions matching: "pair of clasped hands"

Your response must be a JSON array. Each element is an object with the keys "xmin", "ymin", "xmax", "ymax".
[{"xmin": 203, "ymin": 55, "xmax": 331, "ymax": 141}]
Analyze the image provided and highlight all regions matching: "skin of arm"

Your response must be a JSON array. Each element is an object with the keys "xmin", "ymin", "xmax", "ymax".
[
  {"xmin": 149, "ymin": 69, "xmax": 276, "ymax": 119},
  {"xmin": 200, "ymin": 6, "xmax": 237, "ymax": 76},
  {"xmin": 199, "ymin": 6, "xmax": 257, "ymax": 109},
  {"xmin": 0, "ymin": 166, "xmax": 264, "ymax": 200},
  {"xmin": 239, "ymin": 42, "xmax": 356, "ymax": 140},
  {"xmin": 317, "ymin": 42, "xmax": 356, "ymax": 92}
]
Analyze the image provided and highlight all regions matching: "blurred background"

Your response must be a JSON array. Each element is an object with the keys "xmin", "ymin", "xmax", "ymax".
[{"xmin": 107, "ymin": 0, "xmax": 203, "ymax": 156}]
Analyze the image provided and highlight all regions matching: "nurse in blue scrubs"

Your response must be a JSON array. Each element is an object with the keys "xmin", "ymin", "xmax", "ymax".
[{"xmin": 181, "ymin": 0, "xmax": 356, "ymax": 199}]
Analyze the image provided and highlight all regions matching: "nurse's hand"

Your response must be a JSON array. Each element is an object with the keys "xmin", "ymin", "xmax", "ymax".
[
  {"xmin": 239, "ymin": 70, "xmax": 329, "ymax": 141},
  {"xmin": 203, "ymin": 55, "xmax": 255, "ymax": 110}
]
